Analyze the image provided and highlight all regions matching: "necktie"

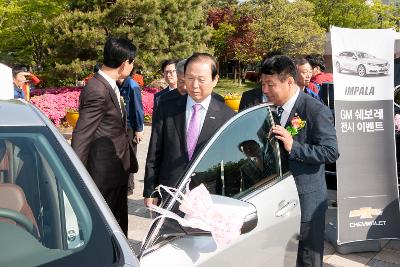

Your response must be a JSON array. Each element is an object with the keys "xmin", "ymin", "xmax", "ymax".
[
  {"xmin": 186, "ymin": 104, "xmax": 202, "ymax": 160},
  {"xmin": 277, "ymin": 106, "xmax": 284, "ymax": 125},
  {"xmin": 113, "ymin": 85, "xmax": 123, "ymax": 115}
]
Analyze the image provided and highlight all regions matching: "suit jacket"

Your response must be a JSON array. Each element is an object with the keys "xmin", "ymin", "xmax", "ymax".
[
  {"xmin": 119, "ymin": 77, "xmax": 144, "ymax": 132},
  {"xmin": 72, "ymin": 73, "xmax": 133, "ymax": 188},
  {"xmin": 239, "ymin": 87, "xmax": 263, "ymax": 112},
  {"xmin": 144, "ymin": 95, "xmax": 235, "ymax": 197},
  {"xmin": 284, "ymin": 91, "xmax": 339, "ymax": 222},
  {"xmin": 153, "ymin": 86, "xmax": 171, "ymax": 115}
]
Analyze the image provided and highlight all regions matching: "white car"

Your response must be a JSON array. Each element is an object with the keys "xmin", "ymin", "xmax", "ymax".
[
  {"xmin": 334, "ymin": 50, "xmax": 389, "ymax": 77},
  {"xmin": 0, "ymin": 100, "xmax": 300, "ymax": 267}
]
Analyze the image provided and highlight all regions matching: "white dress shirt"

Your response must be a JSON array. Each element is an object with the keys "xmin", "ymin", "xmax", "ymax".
[
  {"xmin": 98, "ymin": 69, "xmax": 122, "ymax": 112},
  {"xmin": 280, "ymin": 88, "xmax": 300, "ymax": 126},
  {"xmin": 185, "ymin": 95, "xmax": 212, "ymax": 133}
]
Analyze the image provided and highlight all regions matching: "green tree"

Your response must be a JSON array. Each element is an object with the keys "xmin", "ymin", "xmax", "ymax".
[
  {"xmin": 0, "ymin": 0, "xmax": 67, "ymax": 69},
  {"xmin": 252, "ymin": 0, "xmax": 326, "ymax": 57},
  {"xmin": 106, "ymin": 0, "xmax": 212, "ymax": 71},
  {"xmin": 307, "ymin": 0, "xmax": 375, "ymax": 30}
]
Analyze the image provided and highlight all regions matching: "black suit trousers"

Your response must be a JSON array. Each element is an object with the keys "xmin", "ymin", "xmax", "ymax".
[
  {"xmin": 296, "ymin": 215, "xmax": 325, "ymax": 267},
  {"xmin": 99, "ymin": 183, "xmax": 128, "ymax": 236}
]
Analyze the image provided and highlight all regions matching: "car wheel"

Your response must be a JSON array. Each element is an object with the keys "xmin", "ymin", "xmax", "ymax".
[
  {"xmin": 336, "ymin": 62, "xmax": 341, "ymax": 73},
  {"xmin": 357, "ymin": 65, "xmax": 366, "ymax": 77}
]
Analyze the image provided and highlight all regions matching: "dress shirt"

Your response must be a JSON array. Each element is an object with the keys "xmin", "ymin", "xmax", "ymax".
[
  {"xmin": 97, "ymin": 70, "xmax": 122, "ymax": 112},
  {"xmin": 185, "ymin": 95, "xmax": 212, "ymax": 133},
  {"xmin": 280, "ymin": 88, "xmax": 300, "ymax": 126}
]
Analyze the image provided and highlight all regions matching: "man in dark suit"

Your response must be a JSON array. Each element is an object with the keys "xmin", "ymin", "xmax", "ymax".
[
  {"xmin": 72, "ymin": 37, "xmax": 137, "ymax": 236},
  {"xmin": 152, "ymin": 59, "xmax": 178, "ymax": 113},
  {"xmin": 263, "ymin": 55, "xmax": 339, "ymax": 267},
  {"xmin": 238, "ymin": 85, "xmax": 265, "ymax": 112},
  {"xmin": 144, "ymin": 53, "xmax": 235, "ymax": 207}
]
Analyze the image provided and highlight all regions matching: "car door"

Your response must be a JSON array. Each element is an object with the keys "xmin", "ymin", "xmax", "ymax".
[{"xmin": 140, "ymin": 104, "xmax": 301, "ymax": 267}]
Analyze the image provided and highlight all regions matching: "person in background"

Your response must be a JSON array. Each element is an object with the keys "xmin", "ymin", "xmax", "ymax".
[
  {"xmin": 12, "ymin": 66, "xmax": 41, "ymax": 100},
  {"xmin": 118, "ymin": 71, "xmax": 144, "ymax": 196},
  {"xmin": 305, "ymin": 54, "xmax": 333, "ymax": 94},
  {"xmin": 294, "ymin": 57, "xmax": 321, "ymax": 101},
  {"xmin": 152, "ymin": 59, "xmax": 178, "ymax": 113}
]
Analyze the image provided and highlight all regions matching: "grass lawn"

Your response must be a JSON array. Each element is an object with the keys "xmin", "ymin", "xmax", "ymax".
[{"xmin": 214, "ymin": 78, "xmax": 259, "ymax": 97}]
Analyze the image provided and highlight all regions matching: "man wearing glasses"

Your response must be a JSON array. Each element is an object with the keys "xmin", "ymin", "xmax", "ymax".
[{"xmin": 153, "ymin": 59, "xmax": 178, "ymax": 113}]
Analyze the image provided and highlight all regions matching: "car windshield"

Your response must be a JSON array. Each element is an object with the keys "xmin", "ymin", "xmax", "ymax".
[
  {"xmin": 0, "ymin": 126, "xmax": 117, "ymax": 266},
  {"xmin": 357, "ymin": 52, "xmax": 374, "ymax": 59}
]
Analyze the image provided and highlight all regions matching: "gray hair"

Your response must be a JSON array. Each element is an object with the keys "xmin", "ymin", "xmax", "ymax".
[{"xmin": 176, "ymin": 59, "xmax": 187, "ymax": 76}]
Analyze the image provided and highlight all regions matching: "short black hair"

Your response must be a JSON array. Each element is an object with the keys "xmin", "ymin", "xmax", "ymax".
[
  {"xmin": 260, "ymin": 55, "xmax": 297, "ymax": 82},
  {"xmin": 305, "ymin": 54, "xmax": 326, "ymax": 71},
  {"xmin": 184, "ymin": 52, "xmax": 218, "ymax": 80},
  {"xmin": 161, "ymin": 59, "xmax": 178, "ymax": 73},
  {"xmin": 294, "ymin": 56, "xmax": 310, "ymax": 67},
  {"xmin": 238, "ymin": 140, "xmax": 260, "ymax": 152},
  {"xmin": 103, "ymin": 37, "xmax": 137, "ymax": 68},
  {"xmin": 12, "ymin": 65, "xmax": 27, "ymax": 78}
]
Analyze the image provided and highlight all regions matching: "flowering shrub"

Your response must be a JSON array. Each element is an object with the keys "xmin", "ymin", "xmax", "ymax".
[
  {"xmin": 132, "ymin": 73, "xmax": 145, "ymax": 88},
  {"xmin": 30, "ymin": 87, "xmax": 81, "ymax": 126},
  {"xmin": 142, "ymin": 87, "xmax": 159, "ymax": 122}
]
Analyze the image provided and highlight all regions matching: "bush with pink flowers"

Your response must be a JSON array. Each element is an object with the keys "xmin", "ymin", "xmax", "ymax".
[
  {"xmin": 30, "ymin": 87, "xmax": 81, "ymax": 126},
  {"xmin": 30, "ymin": 86, "xmax": 159, "ymax": 126},
  {"xmin": 142, "ymin": 87, "xmax": 158, "ymax": 122}
]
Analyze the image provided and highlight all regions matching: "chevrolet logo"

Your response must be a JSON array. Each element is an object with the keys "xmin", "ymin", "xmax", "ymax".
[{"xmin": 349, "ymin": 207, "xmax": 383, "ymax": 219}]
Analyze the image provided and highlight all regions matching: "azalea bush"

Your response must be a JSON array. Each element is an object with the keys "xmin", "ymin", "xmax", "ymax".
[
  {"xmin": 30, "ymin": 87, "xmax": 81, "ymax": 126},
  {"xmin": 142, "ymin": 87, "xmax": 158, "ymax": 122}
]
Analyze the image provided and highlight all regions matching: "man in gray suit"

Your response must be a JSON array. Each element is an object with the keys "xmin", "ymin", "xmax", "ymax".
[
  {"xmin": 72, "ymin": 37, "xmax": 137, "ymax": 235},
  {"xmin": 263, "ymin": 55, "xmax": 339, "ymax": 266},
  {"xmin": 144, "ymin": 53, "xmax": 235, "ymax": 207}
]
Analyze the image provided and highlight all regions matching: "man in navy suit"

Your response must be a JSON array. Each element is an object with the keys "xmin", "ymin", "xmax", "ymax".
[
  {"xmin": 238, "ymin": 85, "xmax": 265, "ymax": 112},
  {"xmin": 263, "ymin": 55, "xmax": 339, "ymax": 266},
  {"xmin": 143, "ymin": 53, "xmax": 235, "ymax": 207}
]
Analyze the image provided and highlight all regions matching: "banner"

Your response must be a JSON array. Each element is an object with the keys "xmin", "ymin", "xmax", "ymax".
[
  {"xmin": 0, "ymin": 64, "xmax": 14, "ymax": 100},
  {"xmin": 331, "ymin": 26, "xmax": 400, "ymax": 244}
]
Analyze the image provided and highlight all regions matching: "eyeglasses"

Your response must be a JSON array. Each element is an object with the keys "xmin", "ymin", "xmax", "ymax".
[{"xmin": 164, "ymin": 69, "xmax": 176, "ymax": 75}]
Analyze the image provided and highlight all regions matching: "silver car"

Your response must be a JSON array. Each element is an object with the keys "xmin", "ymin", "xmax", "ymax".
[
  {"xmin": 0, "ymin": 99, "xmax": 300, "ymax": 267},
  {"xmin": 334, "ymin": 50, "xmax": 389, "ymax": 77}
]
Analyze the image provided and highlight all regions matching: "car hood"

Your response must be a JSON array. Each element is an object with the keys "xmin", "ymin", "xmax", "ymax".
[{"xmin": 363, "ymin": 58, "xmax": 388, "ymax": 64}]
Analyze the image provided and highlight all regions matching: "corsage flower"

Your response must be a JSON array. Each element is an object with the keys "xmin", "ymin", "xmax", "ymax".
[{"xmin": 286, "ymin": 116, "xmax": 306, "ymax": 136}]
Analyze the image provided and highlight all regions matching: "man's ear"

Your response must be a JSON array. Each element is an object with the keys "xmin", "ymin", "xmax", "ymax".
[
  {"xmin": 212, "ymin": 74, "xmax": 219, "ymax": 87},
  {"xmin": 287, "ymin": 76, "xmax": 295, "ymax": 87}
]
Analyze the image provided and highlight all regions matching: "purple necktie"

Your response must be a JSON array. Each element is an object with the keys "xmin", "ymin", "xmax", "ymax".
[{"xmin": 186, "ymin": 104, "xmax": 202, "ymax": 160}]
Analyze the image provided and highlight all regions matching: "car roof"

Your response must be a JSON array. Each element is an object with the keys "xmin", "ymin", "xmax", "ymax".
[{"xmin": 0, "ymin": 99, "xmax": 45, "ymax": 126}]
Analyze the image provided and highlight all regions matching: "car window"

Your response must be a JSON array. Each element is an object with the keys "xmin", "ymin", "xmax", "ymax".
[
  {"xmin": 0, "ymin": 127, "xmax": 117, "ymax": 267},
  {"xmin": 189, "ymin": 106, "xmax": 280, "ymax": 198},
  {"xmin": 144, "ymin": 106, "xmax": 282, "ymax": 250}
]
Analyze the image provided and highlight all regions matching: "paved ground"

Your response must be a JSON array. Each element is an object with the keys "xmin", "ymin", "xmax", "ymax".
[{"xmin": 126, "ymin": 125, "xmax": 400, "ymax": 266}]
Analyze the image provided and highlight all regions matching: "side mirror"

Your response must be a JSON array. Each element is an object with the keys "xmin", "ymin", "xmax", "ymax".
[{"xmin": 210, "ymin": 194, "xmax": 258, "ymax": 234}]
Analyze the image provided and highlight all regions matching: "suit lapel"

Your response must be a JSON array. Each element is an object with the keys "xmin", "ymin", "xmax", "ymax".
[
  {"xmin": 173, "ymin": 95, "xmax": 187, "ymax": 150},
  {"xmin": 285, "ymin": 91, "xmax": 305, "ymax": 128},
  {"xmin": 95, "ymin": 73, "xmax": 124, "ymax": 121}
]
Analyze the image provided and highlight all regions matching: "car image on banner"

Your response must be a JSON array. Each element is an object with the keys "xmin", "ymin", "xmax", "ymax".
[
  {"xmin": 334, "ymin": 50, "xmax": 390, "ymax": 77},
  {"xmin": 0, "ymin": 99, "xmax": 300, "ymax": 267}
]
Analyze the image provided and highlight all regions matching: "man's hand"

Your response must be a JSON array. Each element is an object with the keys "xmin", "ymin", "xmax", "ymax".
[
  {"xmin": 144, "ymin": 197, "xmax": 158, "ymax": 207},
  {"xmin": 272, "ymin": 125, "xmax": 293, "ymax": 153},
  {"xmin": 134, "ymin": 131, "xmax": 144, "ymax": 144}
]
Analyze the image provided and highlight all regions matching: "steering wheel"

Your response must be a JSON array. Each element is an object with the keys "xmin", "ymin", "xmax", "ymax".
[{"xmin": 0, "ymin": 208, "xmax": 39, "ymax": 239}]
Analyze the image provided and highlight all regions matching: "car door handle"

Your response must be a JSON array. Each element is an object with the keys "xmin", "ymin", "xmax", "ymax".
[{"xmin": 275, "ymin": 200, "xmax": 298, "ymax": 217}]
